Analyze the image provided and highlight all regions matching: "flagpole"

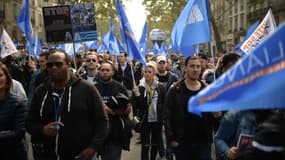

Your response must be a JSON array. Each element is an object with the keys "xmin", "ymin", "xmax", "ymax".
[
  {"xmin": 72, "ymin": 41, "xmax": 78, "ymax": 71},
  {"xmin": 129, "ymin": 60, "xmax": 136, "ymax": 87},
  {"xmin": 209, "ymin": 41, "xmax": 216, "ymax": 81}
]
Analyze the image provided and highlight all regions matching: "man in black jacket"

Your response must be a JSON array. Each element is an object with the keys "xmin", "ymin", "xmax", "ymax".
[
  {"xmin": 113, "ymin": 52, "xmax": 134, "ymax": 95},
  {"xmin": 164, "ymin": 56, "xmax": 220, "ymax": 160},
  {"xmin": 26, "ymin": 49, "xmax": 109, "ymax": 160},
  {"xmin": 96, "ymin": 61, "xmax": 132, "ymax": 160}
]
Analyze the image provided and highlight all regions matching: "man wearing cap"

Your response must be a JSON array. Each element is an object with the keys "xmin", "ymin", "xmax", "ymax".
[
  {"xmin": 156, "ymin": 55, "xmax": 178, "ymax": 160},
  {"xmin": 156, "ymin": 55, "xmax": 178, "ymax": 91}
]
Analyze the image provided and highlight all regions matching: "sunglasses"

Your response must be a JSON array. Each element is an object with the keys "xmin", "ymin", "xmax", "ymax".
[
  {"xmin": 86, "ymin": 58, "xmax": 96, "ymax": 62},
  {"xmin": 46, "ymin": 62, "xmax": 64, "ymax": 68}
]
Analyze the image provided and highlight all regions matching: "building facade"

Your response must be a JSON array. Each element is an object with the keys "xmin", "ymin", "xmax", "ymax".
[
  {"xmin": 0, "ymin": 0, "xmax": 59, "ymax": 45},
  {"xmin": 210, "ymin": 0, "xmax": 285, "ymax": 54}
]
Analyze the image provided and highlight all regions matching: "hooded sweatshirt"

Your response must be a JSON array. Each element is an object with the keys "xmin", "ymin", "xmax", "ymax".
[{"xmin": 26, "ymin": 73, "xmax": 109, "ymax": 160}]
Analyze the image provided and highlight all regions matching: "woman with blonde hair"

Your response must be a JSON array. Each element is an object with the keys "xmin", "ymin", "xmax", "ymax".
[
  {"xmin": 133, "ymin": 61, "xmax": 166, "ymax": 160},
  {"xmin": 0, "ymin": 62, "xmax": 28, "ymax": 160}
]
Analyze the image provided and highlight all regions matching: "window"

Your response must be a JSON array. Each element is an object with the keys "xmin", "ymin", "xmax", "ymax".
[
  {"xmin": 240, "ymin": 13, "xmax": 244, "ymax": 27},
  {"xmin": 240, "ymin": 1, "xmax": 244, "ymax": 11},
  {"xmin": 229, "ymin": 17, "xmax": 233, "ymax": 32},
  {"xmin": 233, "ymin": 16, "xmax": 238, "ymax": 32}
]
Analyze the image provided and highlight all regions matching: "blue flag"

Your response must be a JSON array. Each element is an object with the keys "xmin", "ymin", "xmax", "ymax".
[
  {"xmin": 170, "ymin": 0, "xmax": 195, "ymax": 53},
  {"xmin": 139, "ymin": 21, "xmax": 148, "ymax": 56},
  {"xmin": 109, "ymin": 16, "xmax": 120, "ymax": 55},
  {"xmin": 188, "ymin": 22, "xmax": 285, "ymax": 116},
  {"xmin": 159, "ymin": 43, "xmax": 168, "ymax": 57},
  {"xmin": 103, "ymin": 32, "xmax": 120, "ymax": 55},
  {"xmin": 234, "ymin": 21, "xmax": 260, "ymax": 55},
  {"xmin": 171, "ymin": 0, "xmax": 210, "ymax": 56},
  {"xmin": 17, "ymin": 0, "xmax": 33, "ymax": 41},
  {"xmin": 99, "ymin": 32, "xmax": 108, "ymax": 53},
  {"xmin": 180, "ymin": 0, "xmax": 211, "ymax": 56},
  {"xmin": 115, "ymin": 36, "xmax": 126, "ymax": 52},
  {"xmin": 97, "ymin": 43, "xmax": 108, "ymax": 53},
  {"xmin": 84, "ymin": 40, "xmax": 97, "ymax": 49},
  {"xmin": 57, "ymin": 43, "xmax": 74, "ymax": 56},
  {"xmin": 116, "ymin": 0, "xmax": 145, "ymax": 65},
  {"xmin": 26, "ymin": 33, "xmax": 42, "ymax": 56},
  {"xmin": 152, "ymin": 42, "xmax": 160, "ymax": 54}
]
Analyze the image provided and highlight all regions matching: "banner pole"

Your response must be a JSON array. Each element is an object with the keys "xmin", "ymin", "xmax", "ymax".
[
  {"xmin": 209, "ymin": 41, "xmax": 216, "ymax": 81},
  {"xmin": 72, "ymin": 41, "xmax": 78, "ymax": 71}
]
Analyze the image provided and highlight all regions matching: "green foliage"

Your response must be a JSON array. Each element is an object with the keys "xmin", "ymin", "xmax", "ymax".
[{"xmin": 142, "ymin": 0, "xmax": 187, "ymax": 35}]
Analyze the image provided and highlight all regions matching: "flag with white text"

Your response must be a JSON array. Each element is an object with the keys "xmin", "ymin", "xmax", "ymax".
[{"xmin": 188, "ymin": 22, "xmax": 285, "ymax": 116}]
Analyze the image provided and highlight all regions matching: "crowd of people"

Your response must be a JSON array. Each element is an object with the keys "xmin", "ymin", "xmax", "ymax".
[{"xmin": 0, "ymin": 47, "xmax": 284, "ymax": 160}]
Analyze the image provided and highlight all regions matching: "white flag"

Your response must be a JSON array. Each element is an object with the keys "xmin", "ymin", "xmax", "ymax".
[
  {"xmin": 0, "ymin": 29, "xmax": 17, "ymax": 58},
  {"xmin": 240, "ymin": 9, "xmax": 276, "ymax": 54}
]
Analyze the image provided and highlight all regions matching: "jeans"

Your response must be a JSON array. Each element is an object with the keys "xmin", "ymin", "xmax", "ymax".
[
  {"xmin": 174, "ymin": 143, "xmax": 211, "ymax": 160},
  {"xmin": 100, "ymin": 144, "xmax": 123, "ymax": 160}
]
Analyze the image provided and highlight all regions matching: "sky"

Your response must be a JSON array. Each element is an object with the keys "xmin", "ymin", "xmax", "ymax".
[{"xmin": 124, "ymin": 0, "xmax": 146, "ymax": 41}]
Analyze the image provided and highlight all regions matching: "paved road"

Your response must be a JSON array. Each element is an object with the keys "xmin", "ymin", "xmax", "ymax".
[{"xmin": 122, "ymin": 131, "xmax": 141, "ymax": 160}]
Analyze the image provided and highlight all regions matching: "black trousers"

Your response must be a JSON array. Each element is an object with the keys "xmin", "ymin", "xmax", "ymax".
[{"xmin": 140, "ymin": 122, "xmax": 164, "ymax": 160}]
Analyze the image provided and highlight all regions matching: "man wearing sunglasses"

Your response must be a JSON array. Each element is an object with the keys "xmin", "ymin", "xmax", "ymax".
[
  {"xmin": 26, "ymin": 49, "xmax": 109, "ymax": 160},
  {"xmin": 81, "ymin": 52, "xmax": 99, "ymax": 85}
]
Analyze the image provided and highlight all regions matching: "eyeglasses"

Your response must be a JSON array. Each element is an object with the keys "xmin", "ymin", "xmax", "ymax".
[
  {"xmin": 46, "ymin": 62, "xmax": 64, "ymax": 68},
  {"xmin": 86, "ymin": 58, "xmax": 96, "ymax": 62}
]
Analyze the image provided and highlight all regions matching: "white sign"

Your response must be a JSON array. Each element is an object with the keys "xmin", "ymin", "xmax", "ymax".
[
  {"xmin": 0, "ymin": 29, "xmax": 17, "ymax": 58},
  {"xmin": 150, "ymin": 28, "xmax": 166, "ymax": 41},
  {"xmin": 240, "ymin": 9, "xmax": 276, "ymax": 54}
]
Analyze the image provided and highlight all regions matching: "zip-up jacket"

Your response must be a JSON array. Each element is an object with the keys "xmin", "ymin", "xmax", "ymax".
[{"xmin": 26, "ymin": 73, "xmax": 109, "ymax": 160}]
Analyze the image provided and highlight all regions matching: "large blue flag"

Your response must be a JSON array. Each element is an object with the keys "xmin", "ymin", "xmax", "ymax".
[
  {"xmin": 180, "ymin": 0, "xmax": 211, "ymax": 56},
  {"xmin": 17, "ymin": 0, "xmax": 33, "ymax": 41},
  {"xmin": 116, "ymin": 0, "xmax": 145, "ymax": 65},
  {"xmin": 170, "ymin": 0, "xmax": 195, "ymax": 53},
  {"xmin": 139, "ymin": 21, "xmax": 148, "ymax": 56},
  {"xmin": 234, "ymin": 21, "xmax": 260, "ymax": 55},
  {"xmin": 188, "ymin": 22, "xmax": 285, "ymax": 116},
  {"xmin": 171, "ymin": 0, "xmax": 210, "ymax": 56}
]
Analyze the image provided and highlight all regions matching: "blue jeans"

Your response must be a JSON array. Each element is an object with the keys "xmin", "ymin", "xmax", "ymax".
[
  {"xmin": 174, "ymin": 143, "xmax": 211, "ymax": 160},
  {"xmin": 100, "ymin": 144, "xmax": 122, "ymax": 160}
]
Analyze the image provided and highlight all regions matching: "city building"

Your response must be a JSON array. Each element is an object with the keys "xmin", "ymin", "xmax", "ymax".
[
  {"xmin": 0, "ymin": 0, "xmax": 59, "ymax": 45},
  {"xmin": 210, "ymin": 0, "xmax": 285, "ymax": 54}
]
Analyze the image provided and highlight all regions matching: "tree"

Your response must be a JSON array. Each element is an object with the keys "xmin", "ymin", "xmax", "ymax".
[{"xmin": 142, "ymin": 0, "xmax": 187, "ymax": 35}]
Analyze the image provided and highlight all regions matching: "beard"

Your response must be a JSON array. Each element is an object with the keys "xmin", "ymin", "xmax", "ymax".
[
  {"xmin": 101, "ymin": 76, "xmax": 112, "ymax": 82},
  {"xmin": 188, "ymin": 73, "xmax": 200, "ymax": 81}
]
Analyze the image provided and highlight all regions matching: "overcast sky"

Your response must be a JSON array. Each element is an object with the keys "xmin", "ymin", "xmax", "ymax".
[{"xmin": 124, "ymin": 0, "xmax": 146, "ymax": 40}]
